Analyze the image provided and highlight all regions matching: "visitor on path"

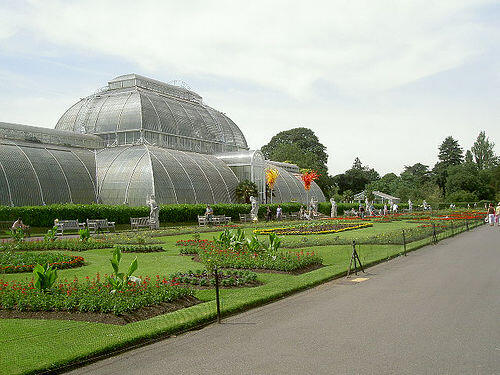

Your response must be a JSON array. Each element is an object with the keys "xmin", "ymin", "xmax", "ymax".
[
  {"xmin": 496, "ymin": 202, "xmax": 500, "ymax": 226},
  {"xmin": 205, "ymin": 205, "xmax": 214, "ymax": 224},
  {"xmin": 266, "ymin": 206, "xmax": 272, "ymax": 221},
  {"xmin": 383, "ymin": 203, "xmax": 388, "ymax": 216},
  {"xmin": 392, "ymin": 203, "xmax": 398, "ymax": 213},
  {"xmin": 487, "ymin": 203, "xmax": 495, "ymax": 226},
  {"xmin": 299, "ymin": 205, "xmax": 305, "ymax": 219},
  {"xmin": 276, "ymin": 205, "xmax": 283, "ymax": 220}
]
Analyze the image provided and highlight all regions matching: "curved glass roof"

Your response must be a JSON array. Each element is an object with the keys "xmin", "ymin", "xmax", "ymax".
[
  {"xmin": 56, "ymin": 74, "xmax": 248, "ymax": 152},
  {"xmin": 0, "ymin": 140, "xmax": 96, "ymax": 206},
  {"xmin": 266, "ymin": 162, "xmax": 325, "ymax": 204},
  {"xmin": 97, "ymin": 145, "xmax": 239, "ymax": 205}
]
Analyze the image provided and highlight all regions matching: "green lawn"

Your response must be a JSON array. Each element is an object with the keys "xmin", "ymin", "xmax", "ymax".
[{"xmin": 0, "ymin": 219, "xmax": 480, "ymax": 375}]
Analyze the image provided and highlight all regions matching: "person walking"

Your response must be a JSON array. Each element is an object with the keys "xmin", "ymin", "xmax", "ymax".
[
  {"xmin": 276, "ymin": 205, "xmax": 283, "ymax": 221},
  {"xmin": 359, "ymin": 205, "xmax": 365, "ymax": 219},
  {"xmin": 266, "ymin": 206, "xmax": 272, "ymax": 221},
  {"xmin": 495, "ymin": 202, "xmax": 500, "ymax": 226},
  {"xmin": 487, "ymin": 203, "xmax": 495, "ymax": 226}
]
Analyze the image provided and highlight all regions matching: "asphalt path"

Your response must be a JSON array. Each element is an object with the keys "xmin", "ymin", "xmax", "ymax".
[{"xmin": 68, "ymin": 225, "xmax": 500, "ymax": 375}]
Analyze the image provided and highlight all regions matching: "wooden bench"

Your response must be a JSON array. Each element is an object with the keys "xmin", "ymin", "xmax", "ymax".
[
  {"xmin": 86, "ymin": 219, "xmax": 115, "ymax": 234},
  {"xmin": 211, "ymin": 215, "xmax": 231, "ymax": 226},
  {"xmin": 239, "ymin": 214, "xmax": 252, "ymax": 222},
  {"xmin": 54, "ymin": 219, "xmax": 85, "ymax": 236},
  {"xmin": 198, "ymin": 215, "xmax": 208, "ymax": 227},
  {"xmin": 130, "ymin": 217, "xmax": 152, "ymax": 230}
]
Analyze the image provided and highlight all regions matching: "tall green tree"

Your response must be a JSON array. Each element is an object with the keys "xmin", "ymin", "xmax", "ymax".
[
  {"xmin": 433, "ymin": 136, "xmax": 464, "ymax": 196},
  {"xmin": 471, "ymin": 131, "xmax": 499, "ymax": 170},
  {"xmin": 260, "ymin": 127, "xmax": 333, "ymax": 195},
  {"xmin": 438, "ymin": 136, "xmax": 463, "ymax": 166}
]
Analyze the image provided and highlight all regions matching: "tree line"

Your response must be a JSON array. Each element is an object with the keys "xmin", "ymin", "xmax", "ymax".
[{"xmin": 261, "ymin": 128, "xmax": 500, "ymax": 204}]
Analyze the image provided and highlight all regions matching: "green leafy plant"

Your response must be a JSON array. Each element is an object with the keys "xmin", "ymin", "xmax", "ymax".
[
  {"xmin": 214, "ymin": 228, "xmax": 246, "ymax": 251},
  {"xmin": 266, "ymin": 233, "xmax": 281, "ymax": 253},
  {"xmin": 245, "ymin": 234, "xmax": 263, "ymax": 253},
  {"xmin": 44, "ymin": 226, "xmax": 58, "ymax": 242},
  {"xmin": 79, "ymin": 228, "xmax": 90, "ymax": 242},
  {"xmin": 106, "ymin": 247, "xmax": 138, "ymax": 292},
  {"xmin": 33, "ymin": 263, "xmax": 58, "ymax": 291},
  {"xmin": 9, "ymin": 228, "xmax": 25, "ymax": 243}
]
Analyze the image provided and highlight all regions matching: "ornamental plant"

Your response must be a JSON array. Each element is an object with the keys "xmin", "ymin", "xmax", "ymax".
[
  {"xmin": 79, "ymin": 228, "xmax": 91, "ymax": 242},
  {"xmin": 9, "ymin": 228, "xmax": 25, "ymax": 243},
  {"xmin": 300, "ymin": 170, "xmax": 320, "ymax": 191},
  {"xmin": 106, "ymin": 247, "xmax": 138, "ymax": 292},
  {"xmin": 33, "ymin": 263, "xmax": 58, "ymax": 291},
  {"xmin": 44, "ymin": 226, "xmax": 58, "ymax": 242}
]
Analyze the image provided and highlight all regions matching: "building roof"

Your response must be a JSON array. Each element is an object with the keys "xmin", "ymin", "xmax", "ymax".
[{"xmin": 55, "ymin": 74, "xmax": 248, "ymax": 151}]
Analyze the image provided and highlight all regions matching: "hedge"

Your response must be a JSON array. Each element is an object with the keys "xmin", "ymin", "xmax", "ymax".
[
  {"xmin": 0, "ymin": 202, "xmax": 302, "ymax": 227},
  {"xmin": 1, "ymin": 200, "xmax": 480, "ymax": 228}
]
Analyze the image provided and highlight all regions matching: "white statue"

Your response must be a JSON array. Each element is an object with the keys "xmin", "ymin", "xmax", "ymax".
[
  {"xmin": 330, "ymin": 198, "xmax": 337, "ymax": 217},
  {"xmin": 310, "ymin": 197, "xmax": 318, "ymax": 217},
  {"xmin": 147, "ymin": 195, "xmax": 160, "ymax": 229},
  {"xmin": 250, "ymin": 196, "xmax": 259, "ymax": 221},
  {"xmin": 408, "ymin": 199, "xmax": 413, "ymax": 211},
  {"xmin": 365, "ymin": 197, "xmax": 369, "ymax": 210},
  {"xmin": 422, "ymin": 200, "xmax": 428, "ymax": 210}
]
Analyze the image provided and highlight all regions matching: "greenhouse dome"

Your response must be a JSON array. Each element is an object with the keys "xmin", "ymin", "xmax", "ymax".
[
  {"xmin": 56, "ymin": 74, "xmax": 248, "ymax": 154},
  {"xmin": 0, "ymin": 136, "xmax": 96, "ymax": 206},
  {"xmin": 97, "ymin": 145, "xmax": 239, "ymax": 205}
]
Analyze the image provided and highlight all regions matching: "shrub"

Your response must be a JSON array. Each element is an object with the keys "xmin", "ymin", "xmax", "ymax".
[
  {"xmin": 170, "ymin": 269, "xmax": 258, "ymax": 287},
  {"xmin": 0, "ymin": 239, "xmax": 111, "ymax": 252},
  {"xmin": 114, "ymin": 245, "xmax": 164, "ymax": 253},
  {"xmin": 0, "ymin": 252, "xmax": 84, "ymax": 273},
  {"xmin": 0, "ymin": 275, "xmax": 192, "ymax": 315},
  {"xmin": 199, "ymin": 248, "xmax": 322, "ymax": 272}
]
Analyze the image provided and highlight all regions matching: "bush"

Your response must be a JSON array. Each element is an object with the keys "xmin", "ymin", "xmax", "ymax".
[
  {"xmin": 114, "ymin": 245, "xmax": 165, "ymax": 253},
  {"xmin": 445, "ymin": 190, "xmax": 479, "ymax": 203},
  {"xmin": 170, "ymin": 269, "xmax": 257, "ymax": 287},
  {"xmin": 0, "ymin": 239, "xmax": 111, "ymax": 252},
  {"xmin": 0, "ymin": 275, "xmax": 192, "ymax": 314},
  {"xmin": 0, "ymin": 252, "xmax": 84, "ymax": 273}
]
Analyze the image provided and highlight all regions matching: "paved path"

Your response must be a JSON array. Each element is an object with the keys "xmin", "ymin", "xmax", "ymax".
[{"xmin": 69, "ymin": 226, "xmax": 500, "ymax": 375}]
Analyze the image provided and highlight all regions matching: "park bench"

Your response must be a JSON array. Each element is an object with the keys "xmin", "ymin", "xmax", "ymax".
[
  {"xmin": 54, "ymin": 219, "xmax": 85, "ymax": 236},
  {"xmin": 130, "ymin": 217, "xmax": 152, "ymax": 230},
  {"xmin": 86, "ymin": 219, "xmax": 115, "ymax": 234},
  {"xmin": 211, "ymin": 215, "xmax": 231, "ymax": 226},
  {"xmin": 239, "ymin": 213, "xmax": 252, "ymax": 222},
  {"xmin": 198, "ymin": 215, "xmax": 208, "ymax": 227}
]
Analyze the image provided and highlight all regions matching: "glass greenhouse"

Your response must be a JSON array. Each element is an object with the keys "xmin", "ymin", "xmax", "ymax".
[{"xmin": 0, "ymin": 74, "xmax": 325, "ymax": 207}]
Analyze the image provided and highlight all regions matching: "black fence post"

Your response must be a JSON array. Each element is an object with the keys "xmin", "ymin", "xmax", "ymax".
[
  {"xmin": 432, "ymin": 223, "xmax": 437, "ymax": 244},
  {"xmin": 402, "ymin": 229, "xmax": 407, "ymax": 256},
  {"xmin": 466, "ymin": 219, "xmax": 469, "ymax": 231},
  {"xmin": 451, "ymin": 220, "xmax": 454, "ymax": 236},
  {"xmin": 214, "ymin": 266, "xmax": 221, "ymax": 324}
]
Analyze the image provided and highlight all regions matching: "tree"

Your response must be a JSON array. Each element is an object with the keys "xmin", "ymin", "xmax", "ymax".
[
  {"xmin": 401, "ymin": 163, "xmax": 431, "ymax": 185},
  {"xmin": 334, "ymin": 158, "xmax": 380, "ymax": 194},
  {"xmin": 433, "ymin": 136, "xmax": 464, "ymax": 196},
  {"xmin": 465, "ymin": 150, "xmax": 474, "ymax": 164},
  {"xmin": 471, "ymin": 131, "xmax": 499, "ymax": 170},
  {"xmin": 260, "ymin": 127, "xmax": 333, "ymax": 195},
  {"xmin": 438, "ymin": 136, "xmax": 463, "ymax": 166},
  {"xmin": 235, "ymin": 180, "xmax": 258, "ymax": 203}
]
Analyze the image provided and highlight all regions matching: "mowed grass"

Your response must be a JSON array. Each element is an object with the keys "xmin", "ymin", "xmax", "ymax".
[{"xmin": 0, "ymin": 220, "xmax": 472, "ymax": 375}]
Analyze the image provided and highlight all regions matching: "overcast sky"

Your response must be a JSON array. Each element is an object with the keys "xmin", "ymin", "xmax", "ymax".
[{"xmin": 0, "ymin": 0, "xmax": 499, "ymax": 176}]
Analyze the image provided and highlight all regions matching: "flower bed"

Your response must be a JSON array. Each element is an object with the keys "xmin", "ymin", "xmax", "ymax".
[
  {"xmin": 170, "ymin": 269, "xmax": 258, "ymax": 287},
  {"xmin": 0, "ymin": 252, "xmax": 84, "ymax": 273},
  {"xmin": 0, "ymin": 275, "xmax": 193, "ymax": 315},
  {"xmin": 0, "ymin": 239, "xmax": 112, "ymax": 252},
  {"xmin": 199, "ymin": 248, "xmax": 322, "ymax": 272},
  {"xmin": 176, "ymin": 239, "xmax": 215, "ymax": 254},
  {"xmin": 114, "ymin": 245, "xmax": 164, "ymax": 253},
  {"xmin": 253, "ymin": 222, "xmax": 372, "ymax": 235}
]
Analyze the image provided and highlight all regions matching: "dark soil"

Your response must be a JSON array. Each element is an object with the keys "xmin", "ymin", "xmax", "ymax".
[{"xmin": 0, "ymin": 295, "xmax": 200, "ymax": 325}]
